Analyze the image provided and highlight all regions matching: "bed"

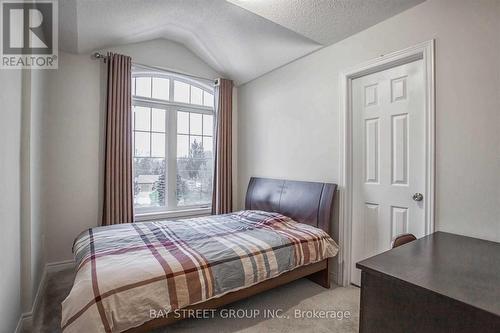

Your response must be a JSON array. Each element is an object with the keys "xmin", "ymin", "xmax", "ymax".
[{"xmin": 61, "ymin": 177, "xmax": 339, "ymax": 333}]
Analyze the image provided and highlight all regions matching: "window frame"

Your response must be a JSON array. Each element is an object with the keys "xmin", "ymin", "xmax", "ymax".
[{"xmin": 132, "ymin": 66, "xmax": 215, "ymax": 218}]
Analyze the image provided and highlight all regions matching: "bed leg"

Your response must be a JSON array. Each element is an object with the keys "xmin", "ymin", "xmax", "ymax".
[{"xmin": 307, "ymin": 261, "xmax": 330, "ymax": 289}]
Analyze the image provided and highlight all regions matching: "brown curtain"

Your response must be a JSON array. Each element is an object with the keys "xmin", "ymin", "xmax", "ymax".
[
  {"xmin": 212, "ymin": 79, "xmax": 233, "ymax": 215},
  {"xmin": 102, "ymin": 53, "xmax": 134, "ymax": 225}
]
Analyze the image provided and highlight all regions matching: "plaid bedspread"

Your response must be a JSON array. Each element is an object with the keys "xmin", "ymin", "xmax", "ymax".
[{"xmin": 61, "ymin": 210, "xmax": 339, "ymax": 332}]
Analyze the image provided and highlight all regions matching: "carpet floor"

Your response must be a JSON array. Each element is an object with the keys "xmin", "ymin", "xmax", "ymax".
[{"xmin": 32, "ymin": 269, "xmax": 360, "ymax": 333}]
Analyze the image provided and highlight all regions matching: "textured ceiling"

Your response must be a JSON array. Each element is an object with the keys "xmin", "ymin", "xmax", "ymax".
[
  {"xmin": 227, "ymin": 0, "xmax": 426, "ymax": 45},
  {"xmin": 59, "ymin": 0, "xmax": 425, "ymax": 85}
]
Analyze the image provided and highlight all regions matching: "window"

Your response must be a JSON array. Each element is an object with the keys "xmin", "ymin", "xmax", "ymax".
[{"xmin": 132, "ymin": 65, "xmax": 215, "ymax": 216}]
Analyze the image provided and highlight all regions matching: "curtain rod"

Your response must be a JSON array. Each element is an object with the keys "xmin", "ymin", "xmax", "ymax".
[
  {"xmin": 92, "ymin": 52, "xmax": 107, "ymax": 62},
  {"xmin": 92, "ymin": 52, "xmax": 216, "ymax": 84},
  {"xmin": 133, "ymin": 62, "xmax": 216, "ymax": 84}
]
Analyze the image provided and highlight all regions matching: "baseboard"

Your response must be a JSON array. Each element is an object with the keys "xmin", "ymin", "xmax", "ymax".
[
  {"xmin": 329, "ymin": 257, "xmax": 344, "ymax": 286},
  {"xmin": 46, "ymin": 259, "xmax": 75, "ymax": 273},
  {"xmin": 336, "ymin": 259, "xmax": 345, "ymax": 286},
  {"xmin": 15, "ymin": 268, "xmax": 47, "ymax": 333},
  {"xmin": 14, "ymin": 314, "xmax": 24, "ymax": 333},
  {"xmin": 15, "ymin": 311, "xmax": 33, "ymax": 333},
  {"xmin": 330, "ymin": 271, "xmax": 338, "ymax": 285},
  {"xmin": 15, "ymin": 259, "xmax": 75, "ymax": 333}
]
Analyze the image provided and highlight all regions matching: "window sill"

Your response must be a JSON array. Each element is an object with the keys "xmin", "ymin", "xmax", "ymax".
[{"xmin": 134, "ymin": 207, "xmax": 212, "ymax": 222}]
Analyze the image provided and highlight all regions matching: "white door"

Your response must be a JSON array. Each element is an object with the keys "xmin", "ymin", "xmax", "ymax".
[{"xmin": 350, "ymin": 60, "xmax": 426, "ymax": 286}]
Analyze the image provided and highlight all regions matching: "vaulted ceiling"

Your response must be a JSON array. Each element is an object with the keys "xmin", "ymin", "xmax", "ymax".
[{"xmin": 59, "ymin": 0, "xmax": 425, "ymax": 85}]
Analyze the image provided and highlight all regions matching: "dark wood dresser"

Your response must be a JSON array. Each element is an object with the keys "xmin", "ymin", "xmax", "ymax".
[{"xmin": 356, "ymin": 232, "xmax": 500, "ymax": 333}]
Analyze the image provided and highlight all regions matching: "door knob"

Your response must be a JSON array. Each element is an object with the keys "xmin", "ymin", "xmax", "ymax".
[{"xmin": 413, "ymin": 193, "xmax": 424, "ymax": 201}]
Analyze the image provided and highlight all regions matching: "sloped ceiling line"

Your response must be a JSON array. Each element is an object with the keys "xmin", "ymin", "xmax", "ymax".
[{"xmin": 59, "ymin": 0, "xmax": 425, "ymax": 85}]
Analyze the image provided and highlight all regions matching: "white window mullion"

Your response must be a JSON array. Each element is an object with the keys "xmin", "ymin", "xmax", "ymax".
[
  {"xmin": 169, "ymin": 77, "xmax": 175, "ymax": 103},
  {"xmin": 166, "ymin": 107, "xmax": 178, "ymax": 210}
]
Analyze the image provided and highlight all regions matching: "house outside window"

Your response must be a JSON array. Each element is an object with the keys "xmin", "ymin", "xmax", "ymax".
[{"xmin": 132, "ymin": 65, "xmax": 215, "ymax": 217}]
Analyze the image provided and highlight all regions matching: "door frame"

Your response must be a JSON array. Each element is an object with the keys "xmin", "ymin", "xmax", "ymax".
[{"xmin": 338, "ymin": 40, "xmax": 435, "ymax": 286}]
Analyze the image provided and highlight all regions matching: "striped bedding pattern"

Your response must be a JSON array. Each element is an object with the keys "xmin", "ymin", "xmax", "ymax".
[{"xmin": 61, "ymin": 210, "xmax": 339, "ymax": 332}]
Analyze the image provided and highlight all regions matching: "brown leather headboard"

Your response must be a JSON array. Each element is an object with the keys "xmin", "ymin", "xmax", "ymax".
[{"xmin": 245, "ymin": 177, "xmax": 337, "ymax": 235}]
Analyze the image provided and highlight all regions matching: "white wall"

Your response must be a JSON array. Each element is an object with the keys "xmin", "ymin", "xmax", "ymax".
[
  {"xmin": 19, "ymin": 69, "xmax": 50, "ymax": 315},
  {"xmin": 20, "ymin": 70, "xmax": 33, "ymax": 313},
  {"xmin": 29, "ymin": 70, "xmax": 49, "ymax": 302},
  {"xmin": 237, "ymin": 0, "xmax": 500, "ymax": 242},
  {"xmin": 44, "ymin": 53, "xmax": 103, "ymax": 263},
  {"xmin": 102, "ymin": 39, "xmax": 219, "ymax": 80},
  {"xmin": 0, "ymin": 70, "xmax": 23, "ymax": 332},
  {"xmin": 44, "ymin": 39, "xmax": 221, "ymax": 263},
  {"xmin": 0, "ymin": 67, "xmax": 50, "ymax": 331}
]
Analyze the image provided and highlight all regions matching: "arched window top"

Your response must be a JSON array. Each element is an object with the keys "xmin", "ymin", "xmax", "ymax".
[{"xmin": 132, "ymin": 65, "xmax": 215, "ymax": 108}]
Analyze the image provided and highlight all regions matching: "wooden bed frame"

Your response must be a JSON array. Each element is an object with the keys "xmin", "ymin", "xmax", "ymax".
[{"xmin": 125, "ymin": 177, "xmax": 337, "ymax": 333}]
